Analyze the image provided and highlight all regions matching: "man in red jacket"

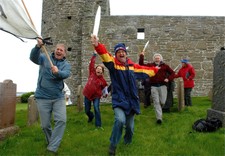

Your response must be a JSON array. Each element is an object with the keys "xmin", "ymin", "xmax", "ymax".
[{"xmin": 175, "ymin": 59, "xmax": 196, "ymax": 106}]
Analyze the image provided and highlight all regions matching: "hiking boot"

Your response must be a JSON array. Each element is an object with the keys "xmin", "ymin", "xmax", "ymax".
[
  {"xmin": 156, "ymin": 119, "xmax": 162, "ymax": 124},
  {"xmin": 88, "ymin": 115, "xmax": 94, "ymax": 123},
  {"xmin": 108, "ymin": 144, "xmax": 116, "ymax": 156}
]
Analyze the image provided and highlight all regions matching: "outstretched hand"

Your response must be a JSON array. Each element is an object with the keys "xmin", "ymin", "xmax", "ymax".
[
  {"xmin": 140, "ymin": 51, "xmax": 145, "ymax": 55},
  {"xmin": 91, "ymin": 34, "xmax": 99, "ymax": 47}
]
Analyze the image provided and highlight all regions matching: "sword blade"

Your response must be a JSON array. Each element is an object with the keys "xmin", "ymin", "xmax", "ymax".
[
  {"xmin": 174, "ymin": 64, "xmax": 181, "ymax": 71},
  {"xmin": 143, "ymin": 40, "xmax": 149, "ymax": 52},
  {"xmin": 92, "ymin": 6, "xmax": 101, "ymax": 37}
]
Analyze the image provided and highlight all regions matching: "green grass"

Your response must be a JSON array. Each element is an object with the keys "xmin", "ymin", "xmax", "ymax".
[{"xmin": 0, "ymin": 97, "xmax": 224, "ymax": 156}]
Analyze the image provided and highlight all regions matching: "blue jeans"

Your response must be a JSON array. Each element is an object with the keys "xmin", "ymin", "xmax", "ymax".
[
  {"xmin": 36, "ymin": 98, "xmax": 66, "ymax": 152},
  {"xmin": 84, "ymin": 97, "xmax": 101, "ymax": 127},
  {"xmin": 110, "ymin": 107, "xmax": 135, "ymax": 146}
]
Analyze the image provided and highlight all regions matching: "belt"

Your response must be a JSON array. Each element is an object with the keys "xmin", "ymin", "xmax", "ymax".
[{"xmin": 151, "ymin": 84, "xmax": 164, "ymax": 87}]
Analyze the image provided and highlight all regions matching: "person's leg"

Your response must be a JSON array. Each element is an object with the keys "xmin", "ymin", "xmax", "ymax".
[
  {"xmin": 184, "ymin": 88, "xmax": 188, "ymax": 106},
  {"xmin": 84, "ymin": 97, "xmax": 94, "ymax": 122},
  {"xmin": 109, "ymin": 107, "xmax": 126, "ymax": 154},
  {"xmin": 124, "ymin": 112, "xmax": 135, "ymax": 144},
  {"xmin": 36, "ymin": 99, "xmax": 53, "ymax": 145},
  {"xmin": 159, "ymin": 85, "xmax": 167, "ymax": 107},
  {"xmin": 47, "ymin": 98, "xmax": 66, "ymax": 152},
  {"xmin": 163, "ymin": 83, "xmax": 173, "ymax": 112},
  {"xmin": 93, "ymin": 98, "xmax": 101, "ymax": 127},
  {"xmin": 185, "ymin": 88, "xmax": 192, "ymax": 106},
  {"xmin": 144, "ymin": 87, "xmax": 151, "ymax": 108},
  {"xmin": 151, "ymin": 86, "xmax": 162, "ymax": 122}
]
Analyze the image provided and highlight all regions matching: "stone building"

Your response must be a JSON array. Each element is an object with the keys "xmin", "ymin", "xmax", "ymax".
[{"xmin": 41, "ymin": 0, "xmax": 225, "ymax": 103}]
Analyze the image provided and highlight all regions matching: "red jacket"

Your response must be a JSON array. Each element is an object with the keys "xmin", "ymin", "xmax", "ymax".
[
  {"xmin": 175, "ymin": 64, "xmax": 195, "ymax": 88},
  {"xmin": 83, "ymin": 54, "xmax": 108, "ymax": 100}
]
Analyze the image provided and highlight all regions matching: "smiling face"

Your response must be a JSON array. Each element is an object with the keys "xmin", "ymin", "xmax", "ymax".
[
  {"xmin": 54, "ymin": 44, "xmax": 66, "ymax": 60},
  {"xmin": 115, "ymin": 50, "xmax": 127, "ymax": 63},
  {"xmin": 96, "ymin": 65, "xmax": 104, "ymax": 76}
]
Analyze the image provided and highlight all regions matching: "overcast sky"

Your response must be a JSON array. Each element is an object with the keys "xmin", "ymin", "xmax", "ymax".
[{"xmin": 0, "ymin": 0, "xmax": 224, "ymax": 92}]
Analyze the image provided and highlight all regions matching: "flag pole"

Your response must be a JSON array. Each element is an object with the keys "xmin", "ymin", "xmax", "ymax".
[{"xmin": 21, "ymin": 0, "xmax": 53, "ymax": 67}]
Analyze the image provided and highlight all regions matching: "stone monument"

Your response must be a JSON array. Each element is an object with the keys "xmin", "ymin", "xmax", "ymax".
[
  {"xmin": 207, "ymin": 49, "xmax": 225, "ymax": 127},
  {"xmin": 0, "ymin": 80, "xmax": 19, "ymax": 140},
  {"xmin": 177, "ymin": 78, "xmax": 185, "ymax": 111},
  {"xmin": 77, "ymin": 85, "xmax": 84, "ymax": 112},
  {"xmin": 27, "ymin": 95, "xmax": 39, "ymax": 126}
]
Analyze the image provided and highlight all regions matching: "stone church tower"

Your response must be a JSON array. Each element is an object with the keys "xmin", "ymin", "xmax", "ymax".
[
  {"xmin": 41, "ymin": 0, "xmax": 110, "ymax": 102},
  {"xmin": 41, "ymin": 0, "xmax": 225, "ymax": 103}
]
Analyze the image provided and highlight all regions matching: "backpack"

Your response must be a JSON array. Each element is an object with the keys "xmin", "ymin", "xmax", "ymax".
[{"xmin": 192, "ymin": 117, "xmax": 222, "ymax": 132}]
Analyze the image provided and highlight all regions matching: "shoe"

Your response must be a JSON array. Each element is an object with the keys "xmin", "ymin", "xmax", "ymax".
[
  {"xmin": 46, "ymin": 148, "xmax": 57, "ymax": 155},
  {"xmin": 88, "ymin": 115, "xmax": 94, "ymax": 123},
  {"xmin": 156, "ymin": 119, "xmax": 162, "ymax": 124},
  {"xmin": 108, "ymin": 144, "xmax": 116, "ymax": 156}
]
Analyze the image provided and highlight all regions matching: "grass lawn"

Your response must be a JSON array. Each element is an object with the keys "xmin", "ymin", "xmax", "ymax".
[{"xmin": 0, "ymin": 96, "xmax": 224, "ymax": 155}]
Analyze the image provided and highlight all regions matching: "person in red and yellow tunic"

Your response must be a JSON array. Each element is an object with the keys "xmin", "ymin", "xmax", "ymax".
[{"xmin": 91, "ymin": 35, "xmax": 159, "ymax": 156}]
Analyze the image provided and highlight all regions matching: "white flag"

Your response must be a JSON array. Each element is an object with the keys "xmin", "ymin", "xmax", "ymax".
[{"xmin": 0, "ymin": 0, "xmax": 39, "ymax": 40}]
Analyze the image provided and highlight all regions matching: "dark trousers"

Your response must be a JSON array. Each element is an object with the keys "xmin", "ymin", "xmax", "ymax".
[
  {"xmin": 184, "ymin": 88, "xmax": 192, "ymax": 106},
  {"xmin": 144, "ymin": 88, "xmax": 151, "ymax": 107},
  {"xmin": 163, "ymin": 81, "xmax": 175, "ymax": 111}
]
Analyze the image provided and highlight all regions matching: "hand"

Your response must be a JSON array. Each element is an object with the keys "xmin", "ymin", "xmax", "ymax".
[
  {"xmin": 140, "ymin": 51, "xmax": 145, "ymax": 55},
  {"xmin": 164, "ymin": 78, "xmax": 169, "ymax": 82},
  {"xmin": 36, "ymin": 38, "xmax": 44, "ymax": 48},
  {"xmin": 51, "ymin": 66, "xmax": 59, "ymax": 74},
  {"xmin": 91, "ymin": 34, "xmax": 99, "ymax": 47}
]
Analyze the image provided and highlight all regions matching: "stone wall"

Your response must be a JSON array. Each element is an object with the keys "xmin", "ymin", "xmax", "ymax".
[{"xmin": 42, "ymin": 0, "xmax": 225, "ymax": 103}]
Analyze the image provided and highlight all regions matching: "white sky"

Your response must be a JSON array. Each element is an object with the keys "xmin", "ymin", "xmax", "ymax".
[{"xmin": 0, "ymin": 0, "xmax": 224, "ymax": 92}]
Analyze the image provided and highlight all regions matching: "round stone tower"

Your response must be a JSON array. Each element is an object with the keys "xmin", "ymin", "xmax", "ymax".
[{"xmin": 41, "ymin": 0, "xmax": 110, "ymax": 102}]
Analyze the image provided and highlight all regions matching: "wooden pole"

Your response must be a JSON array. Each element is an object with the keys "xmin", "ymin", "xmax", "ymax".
[{"xmin": 21, "ymin": 0, "xmax": 53, "ymax": 67}]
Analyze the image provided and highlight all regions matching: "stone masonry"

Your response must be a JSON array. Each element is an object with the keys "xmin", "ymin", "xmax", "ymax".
[
  {"xmin": 207, "ymin": 49, "xmax": 225, "ymax": 127},
  {"xmin": 41, "ymin": 0, "xmax": 225, "ymax": 103}
]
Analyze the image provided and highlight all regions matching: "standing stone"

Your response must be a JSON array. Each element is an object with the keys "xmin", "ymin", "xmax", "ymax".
[
  {"xmin": 0, "ymin": 80, "xmax": 19, "ymax": 140},
  {"xmin": 27, "ymin": 95, "xmax": 39, "ymax": 126},
  {"xmin": 77, "ymin": 85, "xmax": 84, "ymax": 112},
  {"xmin": 207, "ymin": 50, "xmax": 225, "ymax": 127},
  {"xmin": 177, "ymin": 78, "xmax": 185, "ymax": 111},
  {"xmin": 0, "ymin": 80, "xmax": 17, "ymax": 128}
]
